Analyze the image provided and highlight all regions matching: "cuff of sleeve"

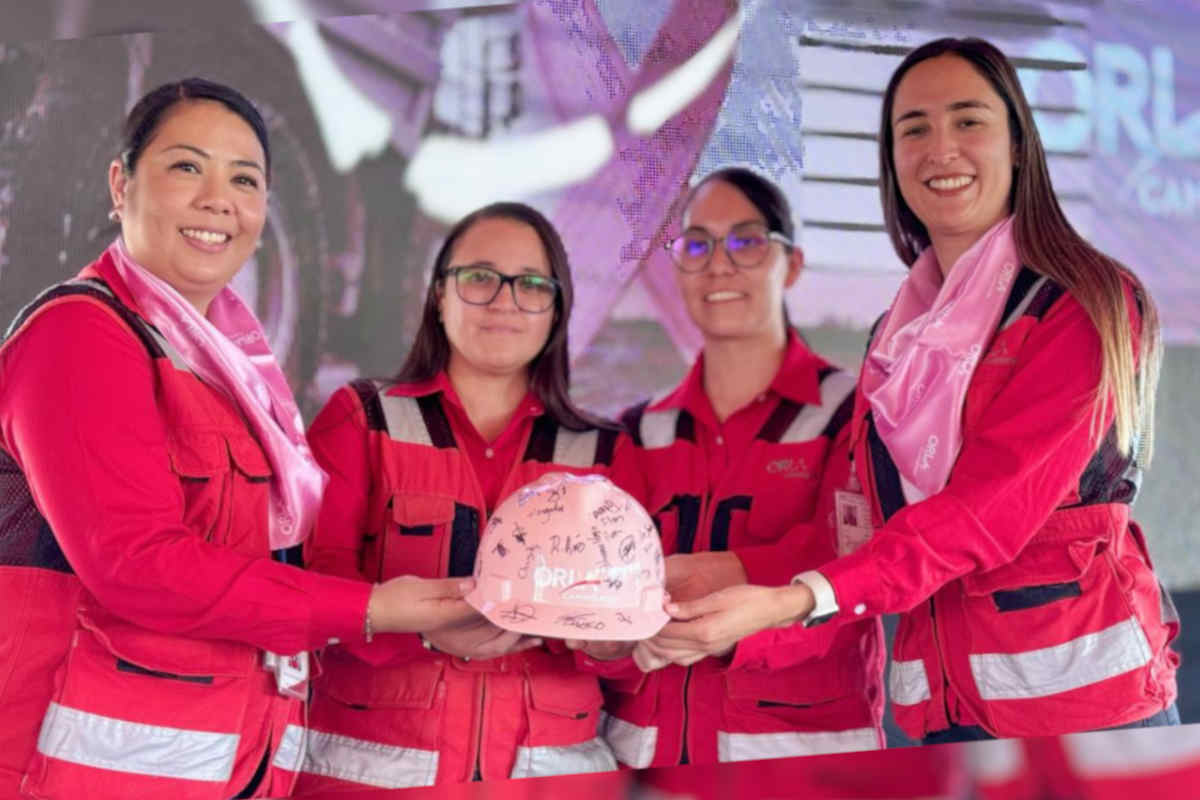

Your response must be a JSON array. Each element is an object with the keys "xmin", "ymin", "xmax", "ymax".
[
  {"xmin": 310, "ymin": 573, "xmax": 375, "ymax": 648},
  {"xmin": 812, "ymin": 548, "xmax": 880, "ymax": 622},
  {"xmin": 792, "ymin": 570, "xmax": 838, "ymax": 627}
]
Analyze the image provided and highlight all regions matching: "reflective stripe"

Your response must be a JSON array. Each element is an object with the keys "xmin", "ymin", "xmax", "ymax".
[
  {"xmin": 999, "ymin": 275, "xmax": 1050, "ymax": 329},
  {"xmin": 36, "ymin": 701, "xmax": 238, "ymax": 782},
  {"xmin": 967, "ymin": 738, "xmax": 1026, "ymax": 783},
  {"xmin": 970, "ymin": 616, "xmax": 1152, "ymax": 701},
  {"xmin": 510, "ymin": 736, "xmax": 617, "ymax": 778},
  {"xmin": 1063, "ymin": 726, "xmax": 1200, "ymax": 777},
  {"xmin": 717, "ymin": 726, "xmax": 880, "ymax": 762},
  {"xmin": 600, "ymin": 711, "xmax": 658, "ymax": 768},
  {"xmin": 302, "ymin": 728, "xmax": 438, "ymax": 789},
  {"xmin": 144, "ymin": 326, "xmax": 192, "ymax": 372},
  {"xmin": 552, "ymin": 428, "xmax": 600, "ymax": 468},
  {"xmin": 640, "ymin": 408, "xmax": 681, "ymax": 450},
  {"xmin": 778, "ymin": 370, "xmax": 856, "ymax": 444},
  {"xmin": 272, "ymin": 724, "xmax": 306, "ymax": 772},
  {"xmin": 377, "ymin": 395, "xmax": 434, "ymax": 447},
  {"xmin": 888, "ymin": 658, "xmax": 932, "ymax": 706}
]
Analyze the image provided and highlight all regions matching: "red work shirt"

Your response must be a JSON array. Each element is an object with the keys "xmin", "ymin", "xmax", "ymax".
[{"xmin": 0, "ymin": 290, "xmax": 370, "ymax": 655}]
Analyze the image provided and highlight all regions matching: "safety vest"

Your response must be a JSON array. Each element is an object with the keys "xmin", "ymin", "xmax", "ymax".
[
  {"xmin": 600, "ymin": 365, "xmax": 886, "ymax": 768},
  {"xmin": 971, "ymin": 727, "xmax": 1200, "ymax": 800},
  {"xmin": 851, "ymin": 268, "xmax": 1179, "ymax": 740},
  {"xmin": 0, "ymin": 276, "xmax": 304, "ymax": 800},
  {"xmin": 298, "ymin": 380, "xmax": 620, "ymax": 791}
]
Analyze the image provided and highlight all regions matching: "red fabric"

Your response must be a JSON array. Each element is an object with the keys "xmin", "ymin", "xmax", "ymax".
[
  {"xmin": 392, "ymin": 372, "xmax": 545, "ymax": 514},
  {"xmin": 735, "ymin": 284, "xmax": 1178, "ymax": 740},
  {"xmin": 974, "ymin": 731, "xmax": 1200, "ymax": 800},
  {"xmin": 597, "ymin": 332, "xmax": 886, "ymax": 770},
  {"xmin": 298, "ymin": 380, "xmax": 626, "ymax": 789},
  {"xmin": 641, "ymin": 744, "xmax": 967, "ymax": 799},
  {"xmin": 0, "ymin": 264, "xmax": 368, "ymax": 798}
]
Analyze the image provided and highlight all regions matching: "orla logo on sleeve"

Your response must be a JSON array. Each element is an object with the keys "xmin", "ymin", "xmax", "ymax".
[{"xmin": 466, "ymin": 472, "xmax": 669, "ymax": 641}]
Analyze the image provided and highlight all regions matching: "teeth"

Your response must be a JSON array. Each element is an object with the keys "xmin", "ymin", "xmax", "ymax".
[
  {"xmin": 181, "ymin": 228, "xmax": 230, "ymax": 244},
  {"xmin": 705, "ymin": 290, "xmax": 744, "ymax": 302},
  {"xmin": 928, "ymin": 176, "xmax": 973, "ymax": 190}
]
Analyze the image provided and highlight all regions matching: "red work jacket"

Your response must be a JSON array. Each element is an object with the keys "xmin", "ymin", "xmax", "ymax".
[
  {"xmin": 297, "ymin": 377, "xmax": 625, "ymax": 791},
  {"xmin": 740, "ymin": 269, "xmax": 1178, "ymax": 740},
  {"xmin": 0, "ymin": 266, "xmax": 323, "ymax": 799},
  {"xmin": 597, "ymin": 333, "xmax": 886, "ymax": 768},
  {"xmin": 971, "ymin": 727, "xmax": 1200, "ymax": 800}
]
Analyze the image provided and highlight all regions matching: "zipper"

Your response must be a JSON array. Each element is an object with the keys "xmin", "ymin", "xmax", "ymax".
[
  {"xmin": 470, "ymin": 674, "xmax": 486, "ymax": 781},
  {"xmin": 928, "ymin": 596, "xmax": 955, "ymax": 728},
  {"xmin": 679, "ymin": 665, "xmax": 693, "ymax": 765}
]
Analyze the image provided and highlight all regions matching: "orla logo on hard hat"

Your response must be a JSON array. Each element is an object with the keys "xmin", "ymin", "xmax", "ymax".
[{"xmin": 531, "ymin": 562, "xmax": 644, "ymax": 604}]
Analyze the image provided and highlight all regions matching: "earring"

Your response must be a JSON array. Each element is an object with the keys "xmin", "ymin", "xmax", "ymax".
[{"xmin": 108, "ymin": 208, "xmax": 122, "ymax": 222}]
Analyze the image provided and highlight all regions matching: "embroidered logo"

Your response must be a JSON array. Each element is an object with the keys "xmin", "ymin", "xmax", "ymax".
[
  {"xmin": 766, "ymin": 457, "xmax": 812, "ymax": 480},
  {"xmin": 994, "ymin": 261, "xmax": 1016, "ymax": 294},
  {"xmin": 915, "ymin": 434, "xmax": 939, "ymax": 473}
]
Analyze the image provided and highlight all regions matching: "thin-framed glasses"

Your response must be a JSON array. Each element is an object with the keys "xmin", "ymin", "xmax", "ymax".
[
  {"xmin": 443, "ymin": 265, "xmax": 560, "ymax": 313},
  {"xmin": 664, "ymin": 221, "xmax": 791, "ymax": 273}
]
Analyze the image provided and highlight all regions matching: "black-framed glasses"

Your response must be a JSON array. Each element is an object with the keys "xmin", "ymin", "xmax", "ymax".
[
  {"xmin": 664, "ymin": 221, "xmax": 791, "ymax": 273},
  {"xmin": 442, "ymin": 265, "xmax": 560, "ymax": 313}
]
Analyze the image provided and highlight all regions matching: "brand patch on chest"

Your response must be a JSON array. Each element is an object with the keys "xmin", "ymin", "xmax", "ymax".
[{"xmin": 765, "ymin": 456, "xmax": 812, "ymax": 480}]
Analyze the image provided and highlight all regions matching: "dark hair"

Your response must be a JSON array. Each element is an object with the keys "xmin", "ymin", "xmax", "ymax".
[
  {"xmin": 120, "ymin": 77, "xmax": 271, "ymax": 183},
  {"xmin": 878, "ymin": 37, "xmax": 1161, "ymax": 460},
  {"xmin": 394, "ymin": 202, "xmax": 614, "ymax": 432},
  {"xmin": 687, "ymin": 166, "xmax": 794, "ymax": 243},
  {"xmin": 682, "ymin": 166, "xmax": 797, "ymax": 332}
]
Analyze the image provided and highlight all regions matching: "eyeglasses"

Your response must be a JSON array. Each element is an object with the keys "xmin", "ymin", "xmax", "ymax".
[
  {"xmin": 664, "ymin": 222, "xmax": 791, "ymax": 273},
  {"xmin": 442, "ymin": 265, "xmax": 560, "ymax": 313}
]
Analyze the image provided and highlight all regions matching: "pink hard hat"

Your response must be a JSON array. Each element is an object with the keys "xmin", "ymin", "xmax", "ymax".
[{"xmin": 466, "ymin": 472, "xmax": 669, "ymax": 641}]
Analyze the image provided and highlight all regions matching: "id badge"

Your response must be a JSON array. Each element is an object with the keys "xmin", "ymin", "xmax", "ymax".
[
  {"xmin": 834, "ymin": 489, "xmax": 874, "ymax": 556},
  {"xmin": 264, "ymin": 649, "xmax": 309, "ymax": 700}
]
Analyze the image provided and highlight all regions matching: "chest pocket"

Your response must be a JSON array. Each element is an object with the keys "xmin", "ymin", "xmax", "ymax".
[
  {"xmin": 166, "ymin": 427, "xmax": 273, "ymax": 558},
  {"xmin": 362, "ymin": 492, "xmax": 457, "ymax": 581},
  {"xmin": 742, "ymin": 441, "xmax": 825, "ymax": 547}
]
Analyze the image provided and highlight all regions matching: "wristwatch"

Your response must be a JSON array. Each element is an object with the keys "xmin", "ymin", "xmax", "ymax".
[{"xmin": 790, "ymin": 570, "xmax": 839, "ymax": 627}]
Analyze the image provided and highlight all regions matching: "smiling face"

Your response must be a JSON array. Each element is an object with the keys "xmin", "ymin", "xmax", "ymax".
[
  {"xmin": 676, "ymin": 178, "xmax": 801, "ymax": 343},
  {"xmin": 108, "ymin": 99, "xmax": 268, "ymax": 313},
  {"xmin": 891, "ymin": 54, "xmax": 1015, "ymax": 270},
  {"xmin": 438, "ymin": 215, "xmax": 556, "ymax": 380}
]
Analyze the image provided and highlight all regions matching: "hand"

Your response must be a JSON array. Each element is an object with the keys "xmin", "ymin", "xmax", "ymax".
[
  {"xmin": 367, "ymin": 575, "xmax": 478, "ymax": 634},
  {"xmin": 634, "ymin": 583, "xmax": 814, "ymax": 669},
  {"xmin": 422, "ymin": 613, "xmax": 544, "ymax": 661},
  {"xmin": 663, "ymin": 551, "xmax": 748, "ymax": 604},
  {"xmin": 563, "ymin": 639, "xmax": 638, "ymax": 661}
]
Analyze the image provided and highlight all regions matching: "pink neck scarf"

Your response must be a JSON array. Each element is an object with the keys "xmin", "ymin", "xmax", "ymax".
[
  {"xmin": 105, "ymin": 238, "xmax": 325, "ymax": 550},
  {"xmin": 861, "ymin": 216, "xmax": 1019, "ymax": 502}
]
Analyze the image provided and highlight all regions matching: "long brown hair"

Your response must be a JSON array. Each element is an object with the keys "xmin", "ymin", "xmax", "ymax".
[
  {"xmin": 394, "ymin": 202, "xmax": 614, "ymax": 432},
  {"xmin": 878, "ymin": 37, "xmax": 1161, "ymax": 462}
]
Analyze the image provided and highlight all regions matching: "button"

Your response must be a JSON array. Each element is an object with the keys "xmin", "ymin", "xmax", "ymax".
[
  {"xmin": 485, "ymin": 448, "xmax": 495, "ymax": 458},
  {"xmin": 327, "ymin": 637, "xmax": 340, "ymax": 646},
  {"xmin": 854, "ymin": 603, "xmax": 867, "ymax": 615},
  {"xmin": 715, "ymin": 435, "xmax": 725, "ymax": 446}
]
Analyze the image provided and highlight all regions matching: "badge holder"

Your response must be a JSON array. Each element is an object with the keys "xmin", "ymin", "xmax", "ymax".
[{"xmin": 834, "ymin": 463, "xmax": 874, "ymax": 556}]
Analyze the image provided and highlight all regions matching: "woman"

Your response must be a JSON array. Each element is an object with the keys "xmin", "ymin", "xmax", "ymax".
[
  {"xmin": 0, "ymin": 78, "xmax": 476, "ymax": 800},
  {"xmin": 644, "ymin": 37, "xmax": 1179, "ymax": 744},
  {"xmin": 296, "ymin": 202, "xmax": 630, "ymax": 791},
  {"xmin": 582, "ymin": 167, "xmax": 888, "ymax": 771}
]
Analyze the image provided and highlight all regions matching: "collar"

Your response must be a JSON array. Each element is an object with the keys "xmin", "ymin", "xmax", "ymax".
[
  {"xmin": 386, "ymin": 370, "xmax": 546, "ymax": 419},
  {"xmin": 648, "ymin": 329, "xmax": 827, "ymax": 415}
]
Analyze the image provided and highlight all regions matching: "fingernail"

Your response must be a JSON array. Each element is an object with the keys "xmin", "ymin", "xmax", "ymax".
[{"xmin": 665, "ymin": 603, "xmax": 679, "ymax": 615}]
